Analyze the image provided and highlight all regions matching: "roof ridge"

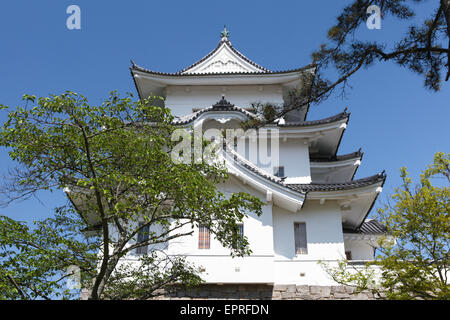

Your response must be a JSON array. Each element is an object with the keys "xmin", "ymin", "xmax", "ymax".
[
  {"xmin": 224, "ymin": 146, "xmax": 307, "ymax": 195},
  {"xmin": 278, "ymin": 109, "xmax": 350, "ymax": 127},
  {"xmin": 131, "ymin": 63, "xmax": 314, "ymax": 76},
  {"xmin": 286, "ymin": 171, "xmax": 386, "ymax": 192},
  {"xmin": 222, "ymin": 39, "xmax": 271, "ymax": 73},
  {"xmin": 344, "ymin": 219, "xmax": 388, "ymax": 235},
  {"xmin": 177, "ymin": 39, "xmax": 224, "ymax": 74},
  {"xmin": 172, "ymin": 104, "xmax": 351, "ymax": 127},
  {"xmin": 172, "ymin": 99, "xmax": 258, "ymax": 125},
  {"xmin": 311, "ymin": 172, "xmax": 385, "ymax": 185},
  {"xmin": 310, "ymin": 150, "xmax": 363, "ymax": 162},
  {"xmin": 178, "ymin": 39, "xmax": 271, "ymax": 74}
]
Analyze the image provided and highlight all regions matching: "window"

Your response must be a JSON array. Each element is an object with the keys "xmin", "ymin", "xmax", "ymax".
[
  {"xmin": 231, "ymin": 224, "xmax": 245, "ymax": 250},
  {"xmin": 238, "ymin": 224, "xmax": 244, "ymax": 239},
  {"xmin": 345, "ymin": 251, "xmax": 352, "ymax": 260},
  {"xmin": 237, "ymin": 223, "xmax": 244, "ymax": 247},
  {"xmin": 294, "ymin": 222, "xmax": 307, "ymax": 255},
  {"xmin": 136, "ymin": 222, "xmax": 150, "ymax": 255},
  {"xmin": 198, "ymin": 225, "xmax": 210, "ymax": 249},
  {"xmin": 273, "ymin": 166, "xmax": 285, "ymax": 177}
]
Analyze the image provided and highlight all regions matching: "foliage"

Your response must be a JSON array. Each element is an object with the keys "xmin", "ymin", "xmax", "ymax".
[
  {"xmin": 313, "ymin": 0, "xmax": 450, "ymax": 91},
  {"xmin": 245, "ymin": 0, "xmax": 450, "ymax": 128},
  {"xmin": 0, "ymin": 208, "xmax": 98, "ymax": 299},
  {"xmin": 322, "ymin": 152, "xmax": 450, "ymax": 300},
  {"xmin": 102, "ymin": 253, "xmax": 202, "ymax": 300},
  {"xmin": 0, "ymin": 91, "xmax": 263, "ymax": 299}
]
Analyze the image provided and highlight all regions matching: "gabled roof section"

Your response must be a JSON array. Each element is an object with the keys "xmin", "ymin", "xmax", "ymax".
[
  {"xmin": 173, "ymin": 97, "xmax": 350, "ymax": 130},
  {"xmin": 310, "ymin": 149, "xmax": 363, "ymax": 162},
  {"xmin": 173, "ymin": 96, "xmax": 258, "ymax": 125},
  {"xmin": 294, "ymin": 172, "xmax": 386, "ymax": 229},
  {"xmin": 285, "ymin": 172, "xmax": 386, "ymax": 192},
  {"xmin": 130, "ymin": 28, "xmax": 315, "ymax": 78},
  {"xmin": 309, "ymin": 149, "xmax": 363, "ymax": 183},
  {"xmin": 343, "ymin": 219, "xmax": 388, "ymax": 235},
  {"xmin": 223, "ymin": 146, "xmax": 306, "ymax": 212},
  {"xmin": 179, "ymin": 37, "xmax": 271, "ymax": 74},
  {"xmin": 278, "ymin": 109, "xmax": 349, "ymax": 127}
]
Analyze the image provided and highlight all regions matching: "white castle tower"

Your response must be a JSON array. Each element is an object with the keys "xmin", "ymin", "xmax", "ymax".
[{"xmin": 128, "ymin": 28, "xmax": 388, "ymax": 293}]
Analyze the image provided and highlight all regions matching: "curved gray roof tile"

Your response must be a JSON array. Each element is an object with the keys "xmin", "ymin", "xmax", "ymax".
[
  {"xmin": 344, "ymin": 219, "xmax": 388, "ymax": 235},
  {"xmin": 279, "ymin": 108, "xmax": 349, "ymax": 127},
  {"xmin": 310, "ymin": 149, "xmax": 363, "ymax": 162},
  {"xmin": 286, "ymin": 172, "xmax": 386, "ymax": 192}
]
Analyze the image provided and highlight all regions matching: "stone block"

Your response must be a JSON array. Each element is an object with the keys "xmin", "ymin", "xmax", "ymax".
[
  {"xmin": 309, "ymin": 285, "xmax": 321, "ymax": 294},
  {"xmin": 333, "ymin": 292, "xmax": 350, "ymax": 299},
  {"xmin": 281, "ymin": 291, "xmax": 296, "ymax": 299},
  {"xmin": 332, "ymin": 286, "xmax": 347, "ymax": 293},
  {"xmin": 351, "ymin": 293, "xmax": 370, "ymax": 300},
  {"xmin": 296, "ymin": 285, "xmax": 309, "ymax": 294},
  {"xmin": 272, "ymin": 291, "xmax": 282, "ymax": 299},
  {"xmin": 319, "ymin": 286, "xmax": 331, "ymax": 296},
  {"xmin": 286, "ymin": 285, "xmax": 296, "ymax": 293},
  {"xmin": 345, "ymin": 286, "xmax": 356, "ymax": 294},
  {"xmin": 274, "ymin": 285, "xmax": 287, "ymax": 291}
]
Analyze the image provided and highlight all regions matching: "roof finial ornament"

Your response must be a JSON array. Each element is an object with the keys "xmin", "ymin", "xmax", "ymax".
[
  {"xmin": 213, "ymin": 95, "xmax": 234, "ymax": 109},
  {"xmin": 220, "ymin": 25, "xmax": 230, "ymax": 41}
]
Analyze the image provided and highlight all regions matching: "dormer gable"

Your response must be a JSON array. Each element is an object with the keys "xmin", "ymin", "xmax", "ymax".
[{"xmin": 179, "ymin": 27, "xmax": 270, "ymax": 75}]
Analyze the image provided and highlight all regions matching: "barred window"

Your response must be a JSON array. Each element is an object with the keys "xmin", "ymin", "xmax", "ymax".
[
  {"xmin": 238, "ymin": 224, "xmax": 244, "ymax": 239},
  {"xmin": 231, "ymin": 224, "xmax": 245, "ymax": 250},
  {"xmin": 198, "ymin": 225, "xmax": 210, "ymax": 249},
  {"xmin": 237, "ymin": 223, "xmax": 244, "ymax": 247},
  {"xmin": 294, "ymin": 222, "xmax": 307, "ymax": 255},
  {"xmin": 136, "ymin": 223, "xmax": 150, "ymax": 255}
]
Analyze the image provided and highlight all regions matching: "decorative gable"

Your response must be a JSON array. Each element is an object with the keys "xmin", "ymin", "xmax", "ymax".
[{"xmin": 180, "ymin": 28, "xmax": 270, "ymax": 75}]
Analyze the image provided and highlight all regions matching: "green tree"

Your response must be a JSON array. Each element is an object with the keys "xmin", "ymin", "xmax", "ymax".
[
  {"xmin": 0, "ymin": 92, "xmax": 263, "ymax": 300},
  {"xmin": 0, "ymin": 208, "xmax": 97, "ymax": 300},
  {"xmin": 245, "ymin": 0, "xmax": 450, "ymax": 128},
  {"xmin": 322, "ymin": 152, "xmax": 449, "ymax": 300}
]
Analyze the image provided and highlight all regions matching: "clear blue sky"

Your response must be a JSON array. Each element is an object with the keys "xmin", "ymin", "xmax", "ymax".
[{"xmin": 0, "ymin": 1, "xmax": 449, "ymax": 223}]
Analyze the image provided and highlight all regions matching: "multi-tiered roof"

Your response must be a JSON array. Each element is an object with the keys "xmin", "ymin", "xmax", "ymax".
[{"xmin": 130, "ymin": 28, "xmax": 386, "ymax": 233}]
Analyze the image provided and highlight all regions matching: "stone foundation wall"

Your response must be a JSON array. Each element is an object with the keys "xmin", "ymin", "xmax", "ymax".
[{"xmin": 152, "ymin": 284, "xmax": 376, "ymax": 300}]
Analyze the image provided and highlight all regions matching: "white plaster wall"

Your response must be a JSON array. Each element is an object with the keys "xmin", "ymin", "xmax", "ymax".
[
  {"xmin": 166, "ymin": 203, "xmax": 273, "ymax": 257},
  {"xmin": 165, "ymin": 85, "xmax": 284, "ymax": 116},
  {"xmin": 167, "ymin": 177, "xmax": 273, "ymax": 257},
  {"xmin": 161, "ymin": 177, "xmax": 276, "ymax": 283},
  {"xmin": 278, "ymin": 139, "xmax": 311, "ymax": 183},
  {"xmin": 110, "ymin": 221, "xmax": 169, "ymax": 257},
  {"xmin": 310, "ymin": 165, "xmax": 357, "ymax": 183},
  {"xmin": 112, "ymin": 193, "xmax": 378, "ymax": 285},
  {"xmin": 184, "ymin": 256, "xmax": 274, "ymax": 283},
  {"xmin": 272, "ymin": 200, "xmax": 346, "ymax": 284},
  {"xmin": 242, "ymin": 133, "xmax": 280, "ymax": 174},
  {"xmin": 240, "ymin": 136, "xmax": 311, "ymax": 182},
  {"xmin": 344, "ymin": 239, "xmax": 375, "ymax": 261},
  {"xmin": 273, "ymin": 261, "xmax": 338, "ymax": 285}
]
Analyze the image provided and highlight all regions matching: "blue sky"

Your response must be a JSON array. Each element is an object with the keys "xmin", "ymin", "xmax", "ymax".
[{"xmin": 0, "ymin": 1, "xmax": 449, "ymax": 223}]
